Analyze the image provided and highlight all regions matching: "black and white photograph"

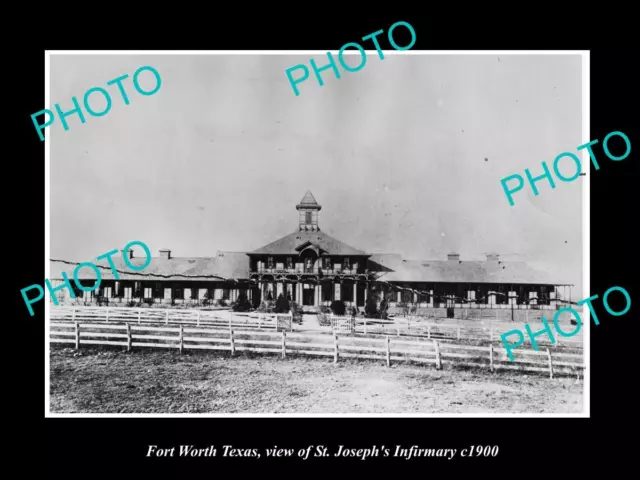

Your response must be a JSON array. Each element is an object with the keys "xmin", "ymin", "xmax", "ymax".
[{"xmin": 45, "ymin": 51, "xmax": 587, "ymax": 416}]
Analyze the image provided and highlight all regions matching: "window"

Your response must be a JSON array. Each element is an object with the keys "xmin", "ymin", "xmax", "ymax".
[
  {"xmin": 343, "ymin": 258, "xmax": 351, "ymax": 269},
  {"xmin": 305, "ymin": 211, "xmax": 312, "ymax": 224},
  {"xmin": 144, "ymin": 288, "xmax": 153, "ymax": 299},
  {"xmin": 267, "ymin": 256, "xmax": 274, "ymax": 268},
  {"xmin": 286, "ymin": 257, "xmax": 293, "ymax": 269},
  {"xmin": 323, "ymin": 257, "xmax": 331, "ymax": 269}
]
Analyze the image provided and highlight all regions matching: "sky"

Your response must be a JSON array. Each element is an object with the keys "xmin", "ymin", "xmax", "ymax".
[{"xmin": 49, "ymin": 53, "xmax": 585, "ymax": 297}]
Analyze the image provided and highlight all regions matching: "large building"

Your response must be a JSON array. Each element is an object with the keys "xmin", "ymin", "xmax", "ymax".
[{"xmin": 49, "ymin": 191, "xmax": 574, "ymax": 311}]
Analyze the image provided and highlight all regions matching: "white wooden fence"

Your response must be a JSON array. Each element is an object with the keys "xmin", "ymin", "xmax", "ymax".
[
  {"xmin": 330, "ymin": 315, "xmax": 355, "ymax": 333},
  {"xmin": 49, "ymin": 306, "xmax": 581, "ymax": 350},
  {"xmin": 358, "ymin": 316, "xmax": 583, "ymax": 349},
  {"xmin": 50, "ymin": 320, "xmax": 584, "ymax": 379},
  {"xmin": 49, "ymin": 306, "xmax": 292, "ymax": 331}
]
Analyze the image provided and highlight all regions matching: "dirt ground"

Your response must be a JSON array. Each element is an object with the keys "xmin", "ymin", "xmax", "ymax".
[{"xmin": 49, "ymin": 348, "xmax": 584, "ymax": 414}]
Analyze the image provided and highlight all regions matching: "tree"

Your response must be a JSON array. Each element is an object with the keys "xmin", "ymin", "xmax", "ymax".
[
  {"xmin": 365, "ymin": 294, "xmax": 378, "ymax": 317},
  {"xmin": 203, "ymin": 289, "xmax": 212, "ymax": 306},
  {"xmin": 251, "ymin": 290, "xmax": 261, "ymax": 309},
  {"xmin": 379, "ymin": 298, "xmax": 389, "ymax": 320},
  {"xmin": 330, "ymin": 300, "xmax": 346, "ymax": 316},
  {"xmin": 274, "ymin": 293, "xmax": 290, "ymax": 313},
  {"xmin": 232, "ymin": 292, "xmax": 252, "ymax": 312}
]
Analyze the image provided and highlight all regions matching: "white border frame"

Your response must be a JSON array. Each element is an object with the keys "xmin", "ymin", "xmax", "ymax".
[{"xmin": 44, "ymin": 50, "xmax": 590, "ymax": 418}]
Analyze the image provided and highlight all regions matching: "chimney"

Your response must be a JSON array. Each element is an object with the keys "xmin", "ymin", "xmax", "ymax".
[
  {"xmin": 486, "ymin": 253, "xmax": 500, "ymax": 261},
  {"xmin": 447, "ymin": 252, "xmax": 460, "ymax": 261},
  {"xmin": 159, "ymin": 249, "xmax": 171, "ymax": 260},
  {"xmin": 120, "ymin": 248, "xmax": 134, "ymax": 259}
]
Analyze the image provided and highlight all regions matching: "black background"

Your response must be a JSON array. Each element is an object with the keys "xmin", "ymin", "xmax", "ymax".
[{"xmin": 10, "ymin": 9, "xmax": 638, "ymax": 476}]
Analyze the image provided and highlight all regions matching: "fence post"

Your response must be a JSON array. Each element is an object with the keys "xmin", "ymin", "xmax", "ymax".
[
  {"xmin": 179, "ymin": 325, "xmax": 184, "ymax": 355},
  {"xmin": 230, "ymin": 330, "xmax": 235, "ymax": 356},
  {"xmin": 433, "ymin": 339, "xmax": 441, "ymax": 370},
  {"xmin": 457, "ymin": 325, "xmax": 461, "ymax": 340},
  {"xmin": 197, "ymin": 311, "xmax": 200, "ymax": 327},
  {"xmin": 364, "ymin": 319, "xmax": 367, "ymax": 335},
  {"xmin": 138, "ymin": 308, "xmax": 142, "ymax": 324},
  {"xmin": 427, "ymin": 323, "xmax": 431, "ymax": 339},
  {"xmin": 489, "ymin": 344, "xmax": 494, "ymax": 372},
  {"xmin": 230, "ymin": 312, "xmax": 234, "ymax": 330},
  {"xmin": 282, "ymin": 331, "xmax": 286, "ymax": 359},
  {"xmin": 165, "ymin": 310, "xmax": 169, "ymax": 325},
  {"xmin": 126, "ymin": 323, "xmax": 132, "ymax": 352},
  {"xmin": 75, "ymin": 321, "xmax": 80, "ymax": 350},
  {"xmin": 106, "ymin": 308, "xmax": 109, "ymax": 322},
  {"xmin": 386, "ymin": 336, "xmax": 391, "ymax": 367},
  {"xmin": 334, "ymin": 334, "xmax": 339, "ymax": 364},
  {"xmin": 396, "ymin": 323, "xmax": 400, "ymax": 337},
  {"xmin": 546, "ymin": 348, "xmax": 553, "ymax": 379},
  {"xmin": 72, "ymin": 307, "xmax": 76, "ymax": 323}
]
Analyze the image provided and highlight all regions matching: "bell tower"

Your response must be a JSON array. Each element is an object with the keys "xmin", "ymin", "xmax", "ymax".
[{"xmin": 296, "ymin": 191, "xmax": 321, "ymax": 232}]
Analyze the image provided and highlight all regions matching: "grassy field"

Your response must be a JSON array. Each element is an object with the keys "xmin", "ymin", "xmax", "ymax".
[{"xmin": 49, "ymin": 347, "xmax": 583, "ymax": 414}]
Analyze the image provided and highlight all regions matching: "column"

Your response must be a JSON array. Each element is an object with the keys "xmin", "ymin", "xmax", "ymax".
[
  {"xmin": 353, "ymin": 282, "xmax": 358, "ymax": 306},
  {"xmin": 429, "ymin": 290, "xmax": 434, "ymax": 308},
  {"xmin": 364, "ymin": 285, "xmax": 368, "ymax": 303},
  {"xmin": 314, "ymin": 285, "xmax": 320, "ymax": 306},
  {"xmin": 335, "ymin": 283, "xmax": 341, "ymax": 302},
  {"xmin": 276, "ymin": 282, "xmax": 283, "ymax": 298},
  {"xmin": 488, "ymin": 291, "xmax": 496, "ymax": 306},
  {"xmin": 397, "ymin": 291, "xmax": 402, "ymax": 303}
]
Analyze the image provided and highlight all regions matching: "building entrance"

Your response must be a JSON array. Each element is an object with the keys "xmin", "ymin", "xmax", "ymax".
[{"xmin": 303, "ymin": 287, "xmax": 315, "ymax": 306}]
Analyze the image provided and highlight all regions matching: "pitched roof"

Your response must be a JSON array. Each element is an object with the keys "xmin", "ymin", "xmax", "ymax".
[
  {"xmin": 298, "ymin": 190, "xmax": 319, "ymax": 206},
  {"xmin": 49, "ymin": 251, "xmax": 569, "ymax": 286},
  {"xmin": 367, "ymin": 254, "xmax": 570, "ymax": 285},
  {"xmin": 49, "ymin": 251, "xmax": 250, "ymax": 282},
  {"xmin": 249, "ymin": 231, "xmax": 367, "ymax": 256}
]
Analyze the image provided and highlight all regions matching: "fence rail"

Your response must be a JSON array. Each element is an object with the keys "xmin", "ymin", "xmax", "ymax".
[
  {"xmin": 357, "ymin": 316, "xmax": 583, "ymax": 349},
  {"xmin": 50, "ymin": 305, "xmax": 292, "ymax": 331},
  {"xmin": 50, "ymin": 306, "xmax": 582, "ymax": 350},
  {"xmin": 50, "ymin": 320, "xmax": 584, "ymax": 379}
]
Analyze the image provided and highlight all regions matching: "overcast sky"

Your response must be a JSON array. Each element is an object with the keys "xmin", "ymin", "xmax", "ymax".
[{"xmin": 49, "ymin": 53, "xmax": 584, "ymax": 297}]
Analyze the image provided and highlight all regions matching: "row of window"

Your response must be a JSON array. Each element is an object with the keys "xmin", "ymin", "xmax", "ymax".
[
  {"xmin": 83, "ymin": 283, "xmax": 232, "ymax": 300},
  {"xmin": 262, "ymin": 256, "xmax": 355, "ymax": 269}
]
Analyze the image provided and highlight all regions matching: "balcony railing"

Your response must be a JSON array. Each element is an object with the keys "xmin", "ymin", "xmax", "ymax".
[{"xmin": 252, "ymin": 267, "xmax": 364, "ymax": 275}]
